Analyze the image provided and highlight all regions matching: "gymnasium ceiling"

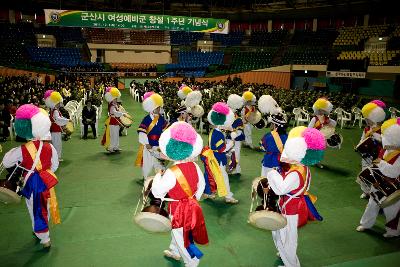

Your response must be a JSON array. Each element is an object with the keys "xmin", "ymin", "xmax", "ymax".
[{"xmin": 3, "ymin": 0, "xmax": 397, "ymax": 20}]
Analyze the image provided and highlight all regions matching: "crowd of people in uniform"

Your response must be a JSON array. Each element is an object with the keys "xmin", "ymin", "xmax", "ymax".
[{"xmin": 0, "ymin": 78, "xmax": 399, "ymax": 267}]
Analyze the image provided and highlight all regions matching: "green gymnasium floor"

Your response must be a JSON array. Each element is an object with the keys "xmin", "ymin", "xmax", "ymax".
[{"xmin": 0, "ymin": 91, "xmax": 399, "ymax": 267}]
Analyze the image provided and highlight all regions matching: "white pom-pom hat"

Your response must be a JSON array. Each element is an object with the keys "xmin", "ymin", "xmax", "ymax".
[
  {"xmin": 381, "ymin": 118, "xmax": 400, "ymax": 148},
  {"xmin": 105, "ymin": 87, "xmax": 121, "ymax": 103},
  {"xmin": 258, "ymin": 95, "xmax": 282, "ymax": 115},
  {"xmin": 207, "ymin": 102, "xmax": 235, "ymax": 128},
  {"xmin": 142, "ymin": 91, "xmax": 164, "ymax": 113},
  {"xmin": 227, "ymin": 94, "xmax": 244, "ymax": 111}
]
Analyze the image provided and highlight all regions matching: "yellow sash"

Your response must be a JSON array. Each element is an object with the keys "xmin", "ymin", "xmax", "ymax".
[
  {"xmin": 201, "ymin": 148, "xmax": 228, "ymax": 197},
  {"xmin": 288, "ymin": 164, "xmax": 317, "ymax": 203},
  {"xmin": 271, "ymin": 130, "xmax": 283, "ymax": 153},
  {"xmin": 102, "ymin": 117, "xmax": 111, "ymax": 149},
  {"xmin": 364, "ymin": 126, "xmax": 380, "ymax": 139},
  {"xmin": 135, "ymin": 115, "xmax": 160, "ymax": 167},
  {"xmin": 383, "ymin": 150, "xmax": 400, "ymax": 163},
  {"xmin": 170, "ymin": 165, "xmax": 194, "ymax": 198},
  {"xmin": 25, "ymin": 142, "xmax": 61, "ymax": 225}
]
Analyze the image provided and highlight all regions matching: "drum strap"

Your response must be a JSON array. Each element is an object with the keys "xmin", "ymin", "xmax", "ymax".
[
  {"xmin": 271, "ymin": 130, "xmax": 283, "ymax": 154},
  {"xmin": 170, "ymin": 165, "xmax": 194, "ymax": 198},
  {"xmin": 281, "ymin": 166, "xmax": 310, "ymax": 213},
  {"xmin": 24, "ymin": 141, "xmax": 43, "ymax": 185},
  {"xmin": 364, "ymin": 126, "xmax": 380, "ymax": 138}
]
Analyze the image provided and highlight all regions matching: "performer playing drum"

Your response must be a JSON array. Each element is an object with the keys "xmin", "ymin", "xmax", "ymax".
[
  {"xmin": 308, "ymin": 98, "xmax": 337, "ymax": 168},
  {"xmin": 44, "ymin": 90, "xmax": 70, "ymax": 162},
  {"xmin": 135, "ymin": 92, "xmax": 168, "ymax": 184},
  {"xmin": 265, "ymin": 126, "xmax": 326, "ymax": 267},
  {"xmin": 151, "ymin": 122, "xmax": 208, "ymax": 267},
  {"xmin": 1, "ymin": 104, "xmax": 61, "ymax": 250},
  {"xmin": 241, "ymin": 90, "xmax": 257, "ymax": 149},
  {"xmin": 248, "ymin": 177, "xmax": 287, "ymax": 231},
  {"xmin": 356, "ymin": 118, "xmax": 400, "ymax": 238},
  {"xmin": 101, "ymin": 87, "xmax": 124, "ymax": 153},
  {"xmin": 357, "ymin": 100, "xmax": 386, "ymax": 199},
  {"xmin": 227, "ymin": 94, "xmax": 245, "ymax": 175}
]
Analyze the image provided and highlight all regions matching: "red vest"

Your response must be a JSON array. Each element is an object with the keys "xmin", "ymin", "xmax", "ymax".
[
  {"xmin": 279, "ymin": 165, "xmax": 308, "ymax": 215},
  {"xmin": 313, "ymin": 116, "xmax": 330, "ymax": 130},
  {"xmin": 50, "ymin": 109, "xmax": 62, "ymax": 132},
  {"xmin": 21, "ymin": 141, "xmax": 58, "ymax": 193},
  {"xmin": 108, "ymin": 103, "xmax": 119, "ymax": 125},
  {"xmin": 167, "ymin": 162, "xmax": 208, "ymax": 247}
]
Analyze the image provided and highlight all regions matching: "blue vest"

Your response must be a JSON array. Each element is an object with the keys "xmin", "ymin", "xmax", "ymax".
[
  {"xmin": 209, "ymin": 128, "xmax": 227, "ymax": 165},
  {"xmin": 137, "ymin": 114, "xmax": 167, "ymax": 146},
  {"xmin": 260, "ymin": 132, "xmax": 288, "ymax": 168}
]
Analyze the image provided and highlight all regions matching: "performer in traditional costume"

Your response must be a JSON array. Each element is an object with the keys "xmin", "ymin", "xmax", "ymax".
[
  {"xmin": 258, "ymin": 95, "xmax": 286, "ymax": 177},
  {"xmin": 2, "ymin": 104, "xmax": 61, "ymax": 249},
  {"xmin": 226, "ymin": 94, "xmax": 245, "ymax": 175},
  {"xmin": 356, "ymin": 117, "xmax": 400, "ymax": 238},
  {"xmin": 266, "ymin": 126, "xmax": 326, "ymax": 267},
  {"xmin": 308, "ymin": 98, "xmax": 337, "ymax": 130},
  {"xmin": 172, "ymin": 90, "xmax": 203, "ymax": 125},
  {"xmin": 44, "ymin": 90, "xmax": 69, "ymax": 162},
  {"xmin": 101, "ymin": 87, "xmax": 123, "ymax": 153},
  {"xmin": 152, "ymin": 122, "xmax": 208, "ymax": 267},
  {"xmin": 358, "ymin": 100, "xmax": 386, "ymax": 198},
  {"xmin": 201, "ymin": 102, "xmax": 238, "ymax": 204},
  {"xmin": 308, "ymin": 98, "xmax": 336, "ymax": 169},
  {"xmin": 241, "ymin": 91, "xmax": 257, "ymax": 148},
  {"xmin": 135, "ymin": 92, "xmax": 168, "ymax": 183}
]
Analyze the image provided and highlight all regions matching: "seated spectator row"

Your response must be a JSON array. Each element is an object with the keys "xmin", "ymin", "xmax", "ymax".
[{"xmin": 27, "ymin": 47, "xmax": 83, "ymax": 67}]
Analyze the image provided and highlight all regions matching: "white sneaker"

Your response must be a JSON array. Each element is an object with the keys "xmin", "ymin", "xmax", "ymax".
[
  {"xmin": 225, "ymin": 197, "xmax": 239, "ymax": 204},
  {"xmin": 163, "ymin": 250, "xmax": 181, "ymax": 260},
  {"xmin": 276, "ymin": 251, "xmax": 280, "ymax": 257},
  {"xmin": 58, "ymin": 158, "xmax": 64, "ymax": 162},
  {"xmin": 383, "ymin": 232, "xmax": 399, "ymax": 238},
  {"xmin": 356, "ymin": 225, "xmax": 366, "ymax": 232},
  {"xmin": 360, "ymin": 193, "xmax": 368, "ymax": 199}
]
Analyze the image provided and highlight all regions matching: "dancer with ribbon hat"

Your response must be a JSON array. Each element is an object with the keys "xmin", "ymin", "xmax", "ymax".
[
  {"xmin": 2, "ymin": 104, "xmax": 61, "ymax": 250},
  {"xmin": 152, "ymin": 122, "xmax": 208, "ymax": 267},
  {"xmin": 135, "ymin": 92, "xmax": 168, "ymax": 184}
]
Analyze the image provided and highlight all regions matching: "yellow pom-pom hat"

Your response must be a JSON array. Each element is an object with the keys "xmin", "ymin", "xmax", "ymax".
[
  {"xmin": 142, "ymin": 91, "xmax": 164, "ymax": 113},
  {"xmin": 242, "ymin": 90, "xmax": 256, "ymax": 104},
  {"xmin": 381, "ymin": 117, "xmax": 400, "ymax": 147},
  {"xmin": 44, "ymin": 90, "xmax": 63, "ymax": 108},
  {"xmin": 178, "ymin": 84, "xmax": 193, "ymax": 100},
  {"xmin": 312, "ymin": 98, "xmax": 333, "ymax": 115},
  {"xmin": 361, "ymin": 100, "xmax": 386, "ymax": 123},
  {"xmin": 105, "ymin": 87, "xmax": 121, "ymax": 103}
]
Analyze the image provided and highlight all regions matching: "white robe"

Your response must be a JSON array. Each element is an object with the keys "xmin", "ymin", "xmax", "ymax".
[
  {"xmin": 2, "ymin": 142, "xmax": 59, "ymax": 244},
  {"xmin": 51, "ymin": 109, "xmax": 69, "ymax": 159},
  {"xmin": 267, "ymin": 169, "xmax": 301, "ymax": 267},
  {"xmin": 138, "ymin": 113, "xmax": 165, "ymax": 181},
  {"xmin": 152, "ymin": 162, "xmax": 205, "ymax": 267},
  {"xmin": 360, "ymin": 150, "xmax": 400, "ymax": 236},
  {"xmin": 109, "ymin": 105, "xmax": 123, "ymax": 151}
]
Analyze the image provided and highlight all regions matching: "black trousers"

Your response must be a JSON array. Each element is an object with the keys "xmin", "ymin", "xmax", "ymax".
[{"xmin": 83, "ymin": 123, "xmax": 96, "ymax": 138}]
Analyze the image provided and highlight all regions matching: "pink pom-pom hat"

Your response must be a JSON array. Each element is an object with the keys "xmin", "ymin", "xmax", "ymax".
[
  {"xmin": 143, "ymin": 91, "xmax": 154, "ymax": 101},
  {"xmin": 371, "ymin": 100, "xmax": 386, "ymax": 108},
  {"xmin": 303, "ymin": 128, "xmax": 326, "ymax": 150},
  {"xmin": 170, "ymin": 122, "xmax": 197, "ymax": 145},
  {"xmin": 15, "ymin": 104, "xmax": 40, "ymax": 120},
  {"xmin": 44, "ymin": 90, "xmax": 54, "ymax": 99},
  {"xmin": 212, "ymin": 102, "xmax": 230, "ymax": 115}
]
